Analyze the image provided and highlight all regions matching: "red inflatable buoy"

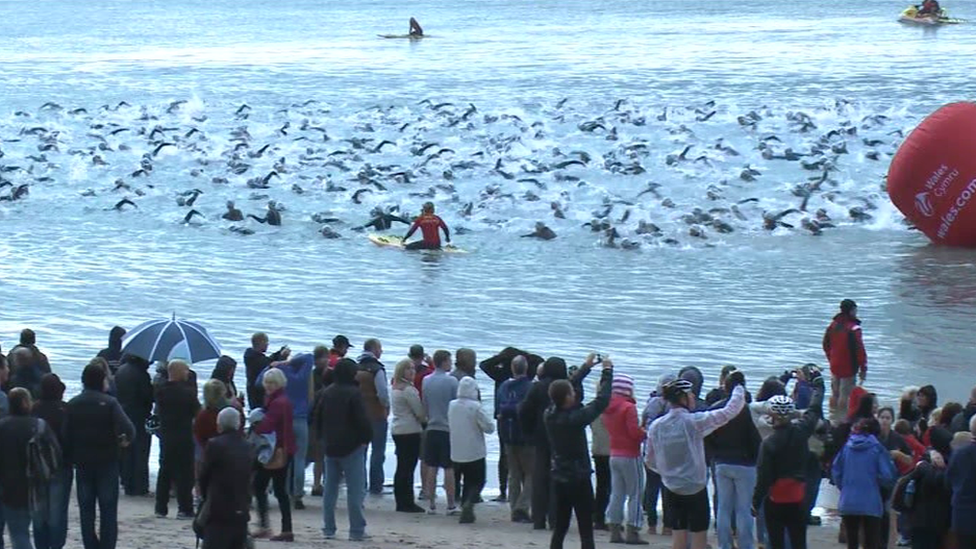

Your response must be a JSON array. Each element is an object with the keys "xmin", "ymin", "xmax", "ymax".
[{"xmin": 888, "ymin": 102, "xmax": 976, "ymax": 247}]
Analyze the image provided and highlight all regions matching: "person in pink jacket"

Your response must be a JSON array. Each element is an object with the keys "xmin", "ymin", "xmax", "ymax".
[{"xmin": 603, "ymin": 373, "xmax": 649, "ymax": 545}]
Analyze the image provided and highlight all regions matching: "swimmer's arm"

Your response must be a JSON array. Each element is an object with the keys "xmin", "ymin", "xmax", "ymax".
[
  {"xmin": 440, "ymin": 217, "xmax": 451, "ymax": 242},
  {"xmin": 410, "ymin": 18, "xmax": 423, "ymax": 35},
  {"xmin": 358, "ymin": 218, "xmax": 381, "ymax": 231}
]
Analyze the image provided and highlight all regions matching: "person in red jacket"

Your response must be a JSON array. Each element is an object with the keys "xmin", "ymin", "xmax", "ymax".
[
  {"xmin": 823, "ymin": 299, "xmax": 867, "ymax": 413},
  {"xmin": 402, "ymin": 202, "xmax": 451, "ymax": 250},
  {"xmin": 603, "ymin": 373, "xmax": 650, "ymax": 545}
]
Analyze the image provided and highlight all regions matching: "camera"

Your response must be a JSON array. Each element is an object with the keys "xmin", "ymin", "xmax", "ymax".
[{"xmin": 594, "ymin": 353, "xmax": 603, "ymax": 363}]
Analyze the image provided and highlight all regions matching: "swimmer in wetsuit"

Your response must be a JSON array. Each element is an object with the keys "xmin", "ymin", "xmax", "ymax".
[
  {"xmin": 402, "ymin": 202, "xmax": 450, "ymax": 250},
  {"xmin": 409, "ymin": 17, "xmax": 424, "ymax": 37},
  {"xmin": 356, "ymin": 207, "xmax": 412, "ymax": 231}
]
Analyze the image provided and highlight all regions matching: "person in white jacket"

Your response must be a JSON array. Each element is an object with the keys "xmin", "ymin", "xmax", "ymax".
[
  {"xmin": 646, "ymin": 375, "xmax": 746, "ymax": 549},
  {"xmin": 448, "ymin": 376, "xmax": 495, "ymax": 524},
  {"xmin": 390, "ymin": 359, "xmax": 427, "ymax": 513}
]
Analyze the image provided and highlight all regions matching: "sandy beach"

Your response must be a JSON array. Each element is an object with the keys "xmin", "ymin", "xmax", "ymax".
[{"xmin": 80, "ymin": 488, "xmax": 849, "ymax": 549}]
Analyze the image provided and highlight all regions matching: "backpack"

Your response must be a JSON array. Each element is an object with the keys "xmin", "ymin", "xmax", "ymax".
[
  {"xmin": 890, "ymin": 472, "xmax": 917, "ymax": 513},
  {"xmin": 498, "ymin": 379, "xmax": 527, "ymax": 445},
  {"xmin": 27, "ymin": 419, "xmax": 62, "ymax": 512}
]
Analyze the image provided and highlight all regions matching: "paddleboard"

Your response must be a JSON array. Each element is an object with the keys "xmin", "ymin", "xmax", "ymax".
[
  {"xmin": 898, "ymin": 7, "xmax": 966, "ymax": 25},
  {"xmin": 368, "ymin": 234, "xmax": 467, "ymax": 254},
  {"xmin": 377, "ymin": 34, "xmax": 427, "ymax": 39}
]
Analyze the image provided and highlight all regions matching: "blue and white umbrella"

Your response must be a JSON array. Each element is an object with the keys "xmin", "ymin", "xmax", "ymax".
[{"xmin": 121, "ymin": 314, "xmax": 222, "ymax": 364}]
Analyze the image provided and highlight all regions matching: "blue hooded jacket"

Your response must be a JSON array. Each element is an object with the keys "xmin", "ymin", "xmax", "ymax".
[{"xmin": 831, "ymin": 432, "xmax": 897, "ymax": 517}]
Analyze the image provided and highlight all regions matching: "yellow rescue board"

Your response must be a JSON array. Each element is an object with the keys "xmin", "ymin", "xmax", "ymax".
[{"xmin": 367, "ymin": 234, "xmax": 467, "ymax": 253}]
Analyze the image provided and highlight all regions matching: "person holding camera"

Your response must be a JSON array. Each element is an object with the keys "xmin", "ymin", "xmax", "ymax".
[
  {"xmin": 544, "ymin": 355, "xmax": 613, "ymax": 549},
  {"xmin": 752, "ymin": 369, "xmax": 825, "ymax": 549},
  {"xmin": 244, "ymin": 333, "xmax": 290, "ymax": 411},
  {"xmin": 646, "ymin": 372, "xmax": 746, "ymax": 549}
]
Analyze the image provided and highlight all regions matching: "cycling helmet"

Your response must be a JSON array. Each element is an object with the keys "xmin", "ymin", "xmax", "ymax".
[
  {"xmin": 663, "ymin": 378, "xmax": 695, "ymax": 403},
  {"xmin": 768, "ymin": 395, "xmax": 795, "ymax": 417}
]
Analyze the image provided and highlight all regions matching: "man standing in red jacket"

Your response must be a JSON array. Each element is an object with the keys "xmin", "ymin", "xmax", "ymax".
[{"xmin": 823, "ymin": 299, "xmax": 867, "ymax": 413}]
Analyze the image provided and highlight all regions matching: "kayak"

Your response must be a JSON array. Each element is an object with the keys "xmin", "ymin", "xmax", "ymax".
[
  {"xmin": 377, "ymin": 34, "xmax": 427, "ymax": 39},
  {"xmin": 367, "ymin": 234, "xmax": 467, "ymax": 253},
  {"xmin": 898, "ymin": 6, "xmax": 966, "ymax": 25}
]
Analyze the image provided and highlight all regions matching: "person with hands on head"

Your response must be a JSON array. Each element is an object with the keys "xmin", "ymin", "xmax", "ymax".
[
  {"xmin": 752, "ymin": 370, "xmax": 825, "ymax": 549},
  {"xmin": 646, "ymin": 371, "xmax": 747, "ymax": 549},
  {"xmin": 545, "ymin": 356, "xmax": 614, "ymax": 549}
]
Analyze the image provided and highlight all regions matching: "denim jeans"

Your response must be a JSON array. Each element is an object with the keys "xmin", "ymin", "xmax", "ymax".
[
  {"xmin": 367, "ymin": 419, "xmax": 388, "ymax": 494},
  {"xmin": 715, "ymin": 463, "xmax": 756, "ymax": 549},
  {"xmin": 756, "ymin": 501, "xmax": 767, "ymax": 546},
  {"xmin": 292, "ymin": 418, "xmax": 309, "ymax": 499},
  {"xmin": 33, "ymin": 468, "xmax": 73, "ymax": 549},
  {"xmin": 1, "ymin": 504, "xmax": 31, "ymax": 549},
  {"xmin": 608, "ymin": 457, "xmax": 645, "ymax": 529},
  {"xmin": 323, "ymin": 446, "xmax": 367, "ymax": 540},
  {"xmin": 76, "ymin": 461, "xmax": 121, "ymax": 549}
]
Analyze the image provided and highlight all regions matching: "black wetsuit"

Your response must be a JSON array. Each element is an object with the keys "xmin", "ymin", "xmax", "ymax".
[{"xmin": 361, "ymin": 214, "xmax": 411, "ymax": 231}]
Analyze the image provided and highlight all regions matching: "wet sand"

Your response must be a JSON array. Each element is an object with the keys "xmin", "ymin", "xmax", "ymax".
[{"xmin": 97, "ymin": 489, "xmax": 849, "ymax": 549}]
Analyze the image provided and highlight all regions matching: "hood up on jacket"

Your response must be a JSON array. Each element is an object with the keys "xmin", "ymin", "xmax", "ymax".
[
  {"xmin": 333, "ymin": 358, "xmax": 360, "ymax": 385},
  {"xmin": 107, "ymin": 326, "xmax": 126, "ymax": 352},
  {"xmin": 458, "ymin": 376, "xmax": 479, "ymax": 400},
  {"xmin": 678, "ymin": 366, "xmax": 704, "ymax": 397},
  {"xmin": 40, "ymin": 373, "xmax": 66, "ymax": 401},
  {"xmin": 211, "ymin": 355, "xmax": 237, "ymax": 384},
  {"xmin": 542, "ymin": 357, "xmax": 568, "ymax": 380},
  {"xmin": 847, "ymin": 432, "xmax": 881, "ymax": 451}
]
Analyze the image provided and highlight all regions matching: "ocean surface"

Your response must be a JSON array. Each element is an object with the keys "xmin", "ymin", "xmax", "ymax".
[{"xmin": 2, "ymin": 0, "xmax": 976, "ymax": 498}]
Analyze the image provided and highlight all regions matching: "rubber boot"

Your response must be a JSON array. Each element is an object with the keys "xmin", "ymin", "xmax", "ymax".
[
  {"xmin": 609, "ymin": 524, "xmax": 625, "ymax": 543},
  {"xmin": 625, "ymin": 525, "xmax": 650, "ymax": 545},
  {"xmin": 459, "ymin": 503, "xmax": 475, "ymax": 524}
]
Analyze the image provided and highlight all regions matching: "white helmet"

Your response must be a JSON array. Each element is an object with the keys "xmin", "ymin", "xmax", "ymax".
[{"xmin": 768, "ymin": 395, "xmax": 795, "ymax": 417}]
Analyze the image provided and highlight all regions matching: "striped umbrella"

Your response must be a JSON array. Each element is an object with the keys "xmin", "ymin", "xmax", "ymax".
[{"xmin": 121, "ymin": 313, "xmax": 222, "ymax": 364}]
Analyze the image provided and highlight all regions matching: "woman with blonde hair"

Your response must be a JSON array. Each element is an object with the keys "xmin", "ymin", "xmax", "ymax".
[
  {"xmin": 391, "ymin": 358, "xmax": 427, "ymax": 513},
  {"xmin": 194, "ymin": 380, "xmax": 244, "ymax": 450},
  {"xmin": 253, "ymin": 368, "xmax": 295, "ymax": 542}
]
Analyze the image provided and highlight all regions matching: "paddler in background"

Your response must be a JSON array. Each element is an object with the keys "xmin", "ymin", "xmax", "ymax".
[
  {"xmin": 402, "ymin": 202, "xmax": 451, "ymax": 250},
  {"xmin": 409, "ymin": 17, "xmax": 424, "ymax": 37}
]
